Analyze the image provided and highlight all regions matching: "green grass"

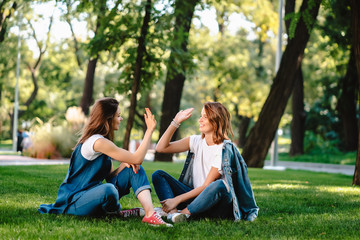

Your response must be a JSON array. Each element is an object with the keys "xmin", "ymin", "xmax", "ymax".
[{"xmin": 1, "ymin": 162, "xmax": 359, "ymax": 239}]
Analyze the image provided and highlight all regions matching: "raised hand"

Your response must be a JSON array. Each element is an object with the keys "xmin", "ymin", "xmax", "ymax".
[
  {"xmin": 144, "ymin": 108, "xmax": 156, "ymax": 132},
  {"xmin": 173, "ymin": 108, "xmax": 194, "ymax": 124}
]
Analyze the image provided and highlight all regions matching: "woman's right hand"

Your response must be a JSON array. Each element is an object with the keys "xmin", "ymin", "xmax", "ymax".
[
  {"xmin": 144, "ymin": 108, "xmax": 157, "ymax": 132},
  {"xmin": 174, "ymin": 108, "xmax": 194, "ymax": 124}
]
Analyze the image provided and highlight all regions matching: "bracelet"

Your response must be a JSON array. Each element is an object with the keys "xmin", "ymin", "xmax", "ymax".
[{"xmin": 171, "ymin": 119, "xmax": 180, "ymax": 128}]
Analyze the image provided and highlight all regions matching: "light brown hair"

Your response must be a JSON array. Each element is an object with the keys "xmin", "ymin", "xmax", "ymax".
[
  {"xmin": 76, "ymin": 97, "xmax": 119, "ymax": 146},
  {"xmin": 202, "ymin": 102, "xmax": 234, "ymax": 144}
]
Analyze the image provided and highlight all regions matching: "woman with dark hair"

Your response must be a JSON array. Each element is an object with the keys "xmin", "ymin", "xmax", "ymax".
[
  {"xmin": 39, "ymin": 97, "xmax": 172, "ymax": 227},
  {"xmin": 153, "ymin": 102, "xmax": 259, "ymax": 223}
]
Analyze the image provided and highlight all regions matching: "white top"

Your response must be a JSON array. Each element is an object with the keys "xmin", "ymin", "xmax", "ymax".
[
  {"xmin": 81, "ymin": 134, "xmax": 105, "ymax": 161},
  {"xmin": 189, "ymin": 135, "xmax": 223, "ymax": 188}
]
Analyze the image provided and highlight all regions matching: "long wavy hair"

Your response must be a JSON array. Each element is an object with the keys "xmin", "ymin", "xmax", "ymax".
[
  {"xmin": 202, "ymin": 102, "xmax": 234, "ymax": 144},
  {"xmin": 76, "ymin": 97, "xmax": 119, "ymax": 146}
]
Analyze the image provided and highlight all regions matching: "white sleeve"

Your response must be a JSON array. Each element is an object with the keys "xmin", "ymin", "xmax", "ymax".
[
  {"xmin": 189, "ymin": 135, "xmax": 202, "ymax": 153},
  {"xmin": 81, "ymin": 134, "xmax": 104, "ymax": 160}
]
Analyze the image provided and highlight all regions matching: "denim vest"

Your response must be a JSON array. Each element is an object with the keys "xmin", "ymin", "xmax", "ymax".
[
  {"xmin": 179, "ymin": 140, "xmax": 259, "ymax": 221},
  {"xmin": 38, "ymin": 144, "xmax": 112, "ymax": 214}
]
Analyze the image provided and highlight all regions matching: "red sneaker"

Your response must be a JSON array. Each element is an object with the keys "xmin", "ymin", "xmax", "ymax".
[
  {"xmin": 142, "ymin": 212, "xmax": 173, "ymax": 227},
  {"xmin": 119, "ymin": 208, "xmax": 145, "ymax": 217}
]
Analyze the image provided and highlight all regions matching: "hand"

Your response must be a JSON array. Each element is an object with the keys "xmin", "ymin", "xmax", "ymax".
[
  {"xmin": 131, "ymin": 164, "xmax": 140, "ymax": 174},
  {"xmin": 144, "ymin": 108, "xmax": 157, "ymax": 132},
  {"xmin": 124, "ymin": 163, "xmax": 140, "ymax": 174},
  {"xmin": 160, "ymin": 198, "xmax": 179, "ymax": 213},
  {"xmin": 174, "ymin": 108, "xmax": 194, "ymax": 124}
]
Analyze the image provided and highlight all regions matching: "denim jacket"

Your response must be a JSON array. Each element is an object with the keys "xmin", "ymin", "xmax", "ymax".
[{"xmin": 179, "ymin": 140, "xmax": 259, "ymax": 221}]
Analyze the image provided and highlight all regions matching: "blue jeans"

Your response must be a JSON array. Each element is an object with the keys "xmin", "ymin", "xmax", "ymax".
[
  {"xmin": 66, "ymin": 166, "xmax": 151, "ymax": 216},
  {"xmin": 152, "ymin": 170, "xmax": 233, "ymax": 219}
]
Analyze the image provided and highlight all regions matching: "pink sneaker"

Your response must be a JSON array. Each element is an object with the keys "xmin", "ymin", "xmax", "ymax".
[
  {"xmin": 119, "ymin": 208, "xmax": 145, "ymax": 217},
  {"xmin": 142, "ymin": 212, "xmax": 173, "ymax": 227}
]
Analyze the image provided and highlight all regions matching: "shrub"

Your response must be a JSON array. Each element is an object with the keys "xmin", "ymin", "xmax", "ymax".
[
  {"xmin": 23, "ymin": 107, "xmax": 86, "ymax": 159},
  {"xmin": 304, "ymin": 131, "xmax": 341, "ymax": 155}
]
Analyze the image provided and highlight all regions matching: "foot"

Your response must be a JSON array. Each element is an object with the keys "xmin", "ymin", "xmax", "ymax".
[
  {"xmin": 142, "ymin": 212, "xmax": 173, "ymax": 227},
  {"xmin": 119, "ymin": 208, "xmax": 145, "ymax": 217},
  {"xmin": 154, "ymin": 207, "xmax": 168, "ymax": 217},
  {"xmin": 167, "ymin": 212, "xmax": 190, "ymax": 223}
]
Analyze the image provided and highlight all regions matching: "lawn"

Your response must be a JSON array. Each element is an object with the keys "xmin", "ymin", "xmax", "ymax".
[{"xmin": 0, "ymin": 161, "xmax": 359, "ymax": 239}]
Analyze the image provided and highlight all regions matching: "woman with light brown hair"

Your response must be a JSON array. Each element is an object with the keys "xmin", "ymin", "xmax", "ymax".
[
  {"xmin": 39, "ymin": 97, "xmax": 172, "ymax": 227},
  {"xmin": 153, "ymin": 102, "xmax": 258, "ymax": 223}
]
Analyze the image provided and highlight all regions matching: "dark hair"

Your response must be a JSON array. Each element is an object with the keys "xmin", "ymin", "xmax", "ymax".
[
  {"xmin": 76, "ymin": 97, "xmax": 119, "ymax": 146},
  {"xmin": 202, "ymin": 102, "xmax": 234, "ymax": 144}
]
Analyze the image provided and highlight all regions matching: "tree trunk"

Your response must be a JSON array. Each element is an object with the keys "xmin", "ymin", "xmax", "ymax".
[
  {"xmin": 155, "ymin": 0, "xmax": 198, "ymax": 162},
  {"xmin": 80, "ymin": 56, "xmax": 98, "ymax": 115},
  {"xmin": 123, "ymin": 0, "xmax": 152, "ymax": 150},
  {"xmin": 238, "ymin": 116, "xmax": 251, "ymax": 148},
  {"xmin": 285, "ymin": 0, "xmax": 305, "ymax": 156},
  {"xmin": 79, "ymin": 0, "xmax": 107, "ymax": 116},
  {"xmin": 242, "ymin": 0, "xmax": 321, "ymax": 167},
  {"xmin": 290, "ymin": 66, "xmax": 305, "ymax": 156},
  {"xmin": 336, "ymin": 50, "xmax": 358, "ymax": 151},
  {"xmin": 350, "ymin": 0, "xmax": 360, "ymax": 186},
  {"xmin": 0, "ymin": 1, "xmax": 17, "ymax": 43}
]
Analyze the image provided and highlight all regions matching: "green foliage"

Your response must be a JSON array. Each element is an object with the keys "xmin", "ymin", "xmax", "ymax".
[
  {"xmin": 302, "ymin": 0, "xmax": 352, "ymax": 153},
  {"xmin": 0, "ymin": 163, "xmax": 359, "ymax": 239},
  {"xmin": 304, "ymin": 131, "xmax": 341, "ymax": 155},
  {"xmin": 278, "ymin": 151, "xmax": 356, "ymax": 165},
  {"xmin": 285, "ymin": 0, "xmax": 322, "ymax": 39},
  {"xmin": 0, "ymin": 0, "xmax": 355, "ymax": 156}
]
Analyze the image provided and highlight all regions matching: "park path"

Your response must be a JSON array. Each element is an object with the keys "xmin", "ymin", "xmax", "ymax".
[{"xmin": 0, "ymin": 152, "xmax": 355, "ymax": 176}]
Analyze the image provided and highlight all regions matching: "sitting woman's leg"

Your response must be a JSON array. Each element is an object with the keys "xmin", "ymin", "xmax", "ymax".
[
  {"xmin": 66, "ymin": 183, "xmax": 120, "ymax": 216},
  {"xmin": 152, "ymin": 170, "xmax": 193, "ymax": 210},
  {"xmin": 185, "ymin": 179, "xmax": 233, "ymax": 219},
  {"xmin": 112, "ymin": 166, "xmax": 154, "ymax": 217}
]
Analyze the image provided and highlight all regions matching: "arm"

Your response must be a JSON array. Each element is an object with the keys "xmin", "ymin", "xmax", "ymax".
[
  {"xmin": 94, "ymin": 108, "xmax": 156, "ymax": 165},
  {"xmin": 161, "ymin": 167, "xmax": 221, "ymax": 213},
  {"xmin": 107, "ymin": 162, "xmax": 137, "ymax": 180},
  {"xmin": 155, "ymin": 108, "xmax": 194, "ymax": 153}
]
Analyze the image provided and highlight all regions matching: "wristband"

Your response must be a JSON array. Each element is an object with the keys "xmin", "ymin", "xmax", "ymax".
[{"xmin": 171, "ymin": 119, "xmax": 180, "ymax": 128}]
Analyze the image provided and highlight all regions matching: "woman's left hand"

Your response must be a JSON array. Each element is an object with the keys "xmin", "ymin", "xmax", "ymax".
[
  {"xmin": 160, "ymin": 198, "xmax": 179, "ymax": 213},
  {"xmin": 132, "ymin": 164, "xmax": 140, "ymax": 174},
  {"xmin": 124, "ymin": 163, "xmax": 140, "ymax": 174}
]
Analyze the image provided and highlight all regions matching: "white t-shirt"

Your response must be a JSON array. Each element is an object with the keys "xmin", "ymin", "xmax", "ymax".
[
  {"xmin": 189, "ymin": 135, "xmax": 223, "ymax": 188},
  {"xmin": 81, "ymin": 134, "xmax": 105, "ymax": 161}
]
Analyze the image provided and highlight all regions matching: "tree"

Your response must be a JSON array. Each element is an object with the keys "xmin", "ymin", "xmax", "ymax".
[
  {"xmin": 155, "ymin": 0, "xmax": 199, "ymax": 162},
  {"xmin": 242, "ymin": 0, "xmax": 322, "ymax": 167},
  {"xmin": 63, "ymin": 0, "xmax": 84, "ymax": 68},
  {"xmin": 328, "ymin": 1, "xmax": 358, "ymax": 152},
  {"xmin": 122, "ymin": 0, "xmax": 152, "ymax": 150},
  {"xmin": 286, "ymin": 0, "xmax": 305, "ymax": 156},
  {"xmin": 336, "ymin": 49, "xmax": 358, "ymax": 151},
  {"xmin": 79, "ymin": 0, "xmax": 107, "ymax": 115},
  {"xmin": 350, "ymin": 0, "xmax": 360, "ymax": 186},
  {"xmin": 9, "ymin": 4, "xmax": 54, "ymax": 133},
  {"xmin": 289, "ymin": 66, "xmax": 305, "ymax": 156},
  {"xmin": 0, "ymin": 0, "xmax": 17, "ymax": 109},
  {"xmin": 0, "ymin": 1, "xmax": 17, "ymax": 43}
]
